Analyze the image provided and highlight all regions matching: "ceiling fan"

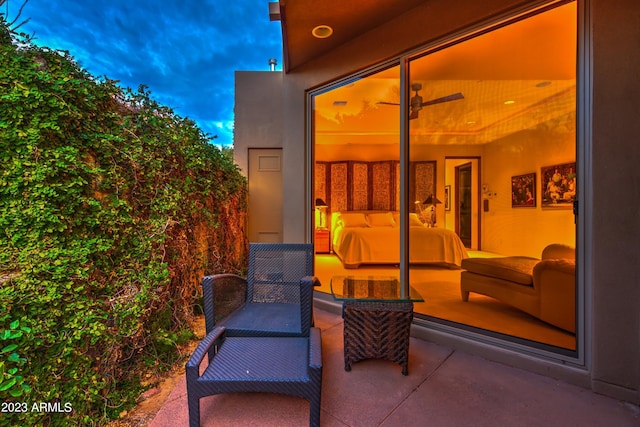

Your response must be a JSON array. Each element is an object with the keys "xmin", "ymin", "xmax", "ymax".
[{"xmin": 377, "ymin": 83, "xmax": 464, "ymax": 120}]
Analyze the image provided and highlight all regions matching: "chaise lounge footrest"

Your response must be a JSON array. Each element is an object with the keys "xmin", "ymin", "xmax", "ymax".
[{"xmin": 186, "ymin": 326, "xmax": 323, "ymax": 427}]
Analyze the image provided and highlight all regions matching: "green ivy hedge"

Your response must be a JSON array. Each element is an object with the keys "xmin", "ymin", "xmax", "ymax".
[{"xmin": 0, "ymin": 25, "xmax": 247, "ymax": 426}]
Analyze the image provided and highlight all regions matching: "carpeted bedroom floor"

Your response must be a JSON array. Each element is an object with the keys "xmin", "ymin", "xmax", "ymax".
[{"xmin": 314, "ymin": 253, "xmax": 576, "ymax": 351}]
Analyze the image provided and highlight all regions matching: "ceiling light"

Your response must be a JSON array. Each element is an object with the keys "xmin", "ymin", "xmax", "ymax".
[
  {"xmin": 536, "ymin": 81, "xmax": 552, "ymax": 88},
  {"xmin": 504, "ymin": 100, "xmax": 515, "ymax": 105},
  {"xmin": 333, "ymin": 101, "xmax": 347, "ymax": 106},
  {"xmin": 312, "ymin": 25, "xmax": 333, "ymax": 39}
]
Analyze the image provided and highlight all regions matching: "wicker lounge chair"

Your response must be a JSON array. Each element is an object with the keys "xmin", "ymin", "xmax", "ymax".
[
  {"xmin": 202, "ymin": 243, "xmax": 318, "ymax": 337},
  {"xmin": 186, "ymin": 326, "xmax": 323, "ymax": 427}
]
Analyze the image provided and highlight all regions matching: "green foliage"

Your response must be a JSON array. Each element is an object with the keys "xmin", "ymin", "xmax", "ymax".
[
  {"xmin": 0, "ymin": 318, "xmax": 32, "ymax": 398},
  {"xmin": 0, "ymin": 25, "xmax": 247, "ymax": 426}
]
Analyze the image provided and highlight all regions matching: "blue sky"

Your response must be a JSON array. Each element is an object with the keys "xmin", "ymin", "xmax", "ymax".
[{"xmin": 10, "ymin": 0, "xmax": 282, "ymax": 146}]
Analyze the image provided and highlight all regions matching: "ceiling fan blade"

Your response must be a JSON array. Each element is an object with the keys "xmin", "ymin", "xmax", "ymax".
[
  {"xmin": 410, "ymin": 110, "xmax": 419, "ymax": 120},
  {"xmin": 376, "ymin": 101, "xmax": 400, "ymax": 106},
  {"xmin": 420, "ymin": 92, "xmax": 464, "ymax": 107}
]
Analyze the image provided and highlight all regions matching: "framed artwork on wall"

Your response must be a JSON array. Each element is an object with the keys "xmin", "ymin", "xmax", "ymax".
[
  {"xmin": 540, "ymin": 162, "xmax": 576, "ymax": 208},
  {"xmin": 511, "ymin": 173, "xmax": 536, "ymax": 207},
  {"xmin": 444, "ymin": 185, "xmax": 451, "ymax": 211}
]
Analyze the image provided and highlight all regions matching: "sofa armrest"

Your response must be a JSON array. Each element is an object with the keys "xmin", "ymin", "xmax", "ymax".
[
  {"xmin": 541, "ymin": 244, "xmax": 575, "ymax": 260},
  {"xmin": 533, "ymin": 259, "xmax": 576, "ymax": 333}
]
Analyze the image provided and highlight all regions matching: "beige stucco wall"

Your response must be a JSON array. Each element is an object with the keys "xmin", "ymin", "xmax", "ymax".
[
  {"xmin": 590, "ymin": 0, "xmax": 640, "ymax": 403},
  {"xmin": 481, "ymin": 123, "xmax": 576, "ymax": 256},
  {"xmin": 234, "ymin": 0, "xmax": 640, "ymax": 404},
  {"xmin": 233, "ymin": 71, "xmax": 283, "ymax": 176}
]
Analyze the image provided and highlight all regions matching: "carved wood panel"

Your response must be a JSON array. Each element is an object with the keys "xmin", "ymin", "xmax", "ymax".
[
  {"xmin": 371, "ymin": 161, "xmax": 394, "ymax": 210},
  {"xmin": 330, "ymin": 162, "xmax": 348, "ymax": 212},
  {"xmin": 351, "ymin": 162, "xmax": 369, "ymax": 210},
  {"xmin": 411, "ymin": 161, "xmax": 436, "ymax": 208},
  {"xmin": 395, "ymin": 161, "xmax": 401, "ymax": 211},
  {"xmin": 315, "ymin": 162, "xmax": 328, "ymax": 203},
  {"xmin": 315, "ymin": 160, "xmax": 435, "ymax": 215}
]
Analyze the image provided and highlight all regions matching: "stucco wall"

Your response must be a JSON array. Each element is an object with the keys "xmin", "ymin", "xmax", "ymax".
[
  {"xmin": 233, "ymin": 71, "xmax": 283, "ymax": 175},
  {"xmin": 590, "ymin": 0, "xmax": 640, "ymax": 403},
  {"xmin": 481, "ymin": 123, "xmax": 576, "ymax": 256}
]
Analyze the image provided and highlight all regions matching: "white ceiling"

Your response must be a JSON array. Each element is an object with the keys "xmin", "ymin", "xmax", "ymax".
[{"xmin": 313, "ymin": 2, "xmax": 577, "ymax": 146}]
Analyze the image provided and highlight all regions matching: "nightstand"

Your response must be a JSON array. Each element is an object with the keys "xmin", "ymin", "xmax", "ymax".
[{"xmin": 315, "ymin": 228, "xmax": 330, "ymax": 253}]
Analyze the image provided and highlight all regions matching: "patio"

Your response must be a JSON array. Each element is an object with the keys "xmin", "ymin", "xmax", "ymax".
[{"xmin": 150, "ymin": 307, "xmax": 639, "ymax": 426}]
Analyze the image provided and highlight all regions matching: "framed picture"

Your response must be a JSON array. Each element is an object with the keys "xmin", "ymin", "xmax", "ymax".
[
  {"xmin": 511, "ymin": 173, "xmax": 536, "ymax": 207},
  {"xmin": 444, "ymin": 185, "xmax": 451, "ymax": 211},
  {"xmin": 541, "ymin": 162, "xmax": 576, "ymax": 208}
]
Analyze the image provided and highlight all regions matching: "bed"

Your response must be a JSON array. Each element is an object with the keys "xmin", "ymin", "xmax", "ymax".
[{"xmin": 330, "ymin": 211, "xmax": 469, "ymax": 269}]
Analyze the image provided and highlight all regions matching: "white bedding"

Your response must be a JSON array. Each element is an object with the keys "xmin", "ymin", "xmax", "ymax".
[{"xmin": 331, "ymin": 211, "xmax": 468, "ymax": 268}]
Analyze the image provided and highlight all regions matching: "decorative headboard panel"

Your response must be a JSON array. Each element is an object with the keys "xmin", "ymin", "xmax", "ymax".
[{"xmin": 315, "ymin": 160, "xmax": 435, "ymax": 215}]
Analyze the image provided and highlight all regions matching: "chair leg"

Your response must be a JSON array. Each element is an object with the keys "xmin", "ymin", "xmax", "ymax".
[
  {"xmin": 188, "ymin": 395, "xmax": 200, "ymax": 427},
  {"xmin": 309, "ymin": 395, "xmax": 321, "ymax": 427}
]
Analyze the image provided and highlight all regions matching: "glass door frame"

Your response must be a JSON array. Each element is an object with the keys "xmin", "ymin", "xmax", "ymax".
[{"xmin": 307, "ymin": 0, "xmax": 586, "ymax": 367}]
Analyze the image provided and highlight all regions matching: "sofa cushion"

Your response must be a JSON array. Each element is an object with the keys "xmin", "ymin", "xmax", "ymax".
[{"xmin": 461, "ymin": 256, "xmax": 539, "ymax": 285}]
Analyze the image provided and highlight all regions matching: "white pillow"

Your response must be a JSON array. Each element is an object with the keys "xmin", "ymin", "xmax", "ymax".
[
  {"xmin": 390, "ymin": 212, "xmax": 424, "ymax": 226},
  {"xmin": 409, "ymin": 213, "xmax": 424, "ymax": 227},
  {"xmin": 340, "ymin": 212, "xmax": 369, "ymax": 228},
  {"xmin": 367, "ymin": 212, "xmax": 396, "ymax": 227}
]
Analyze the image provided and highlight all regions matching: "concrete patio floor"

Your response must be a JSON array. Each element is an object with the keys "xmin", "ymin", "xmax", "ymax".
[{"xmin": 149, "ymin": 308, "xmax": 639, "ymax": 427}]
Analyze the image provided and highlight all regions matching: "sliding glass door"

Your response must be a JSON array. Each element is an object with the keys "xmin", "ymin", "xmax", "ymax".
[
  {"xmin": 311, "ymin": 65, "xmax": 401, "ymax": 293},
  {"xmin": 312, "ymin": 1, "xmax": 577, "ymax": 353},
  {"xmin": 407, "ymin": 2, "xmax": 577, "ymax": 351}
]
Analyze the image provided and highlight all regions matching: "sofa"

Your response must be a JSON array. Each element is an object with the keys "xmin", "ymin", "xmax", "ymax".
[{"xmin": 460, "ymin": 244, "xmax": 575, "ymax": 333}]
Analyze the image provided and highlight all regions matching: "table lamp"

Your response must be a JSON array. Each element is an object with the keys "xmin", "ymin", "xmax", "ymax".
[
  {"xmin": 423, "ymin": 194, "xmax": 442, "ymax": 227},
  {"xmin": 315, "ymin": 198, "xmax": 328, "ymax": 229}
]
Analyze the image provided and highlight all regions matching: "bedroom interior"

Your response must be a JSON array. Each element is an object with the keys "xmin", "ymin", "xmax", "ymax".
[{"xmin": 312, "ymin": 3, "xmax": 577, "ymax": 351}]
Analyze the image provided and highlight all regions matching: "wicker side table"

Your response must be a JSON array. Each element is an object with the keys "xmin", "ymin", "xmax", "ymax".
[{"xmin": 342, "ymin": 300, "xmax": 413, "ymax": 375}]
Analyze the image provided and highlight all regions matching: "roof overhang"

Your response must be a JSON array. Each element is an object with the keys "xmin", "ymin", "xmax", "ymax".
[{"xmin": 270, "ymin": 0, "xmax": 427, "ymax": 72}]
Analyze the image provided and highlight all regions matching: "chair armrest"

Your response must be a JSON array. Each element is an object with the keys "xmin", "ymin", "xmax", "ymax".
[
  {"xmin": 186, "ymin": 326, "xmax": 226, "ymax": 382},
  {"xmin": 202, "ymin": 274, "xmax": 248, "ymax": 334},
  {"xmin": 300, "ymin": 276, "xmax": 321, "ymax": 334},
  {"xmin": 300, "ymin": 276, "xmax": 321, "ymax": 294},
  {"xmin": 302, "ymin": 276, "xmax": 321, "ymax": 287},
  {"xmin": 308, "ymin": 327, "xmax": 322, "ymax": 370}
]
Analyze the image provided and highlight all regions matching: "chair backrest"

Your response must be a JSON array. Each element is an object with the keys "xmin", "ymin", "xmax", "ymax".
[{"xmin": 247, "ymin": 243, "xmax": 314, "ymax": 303}]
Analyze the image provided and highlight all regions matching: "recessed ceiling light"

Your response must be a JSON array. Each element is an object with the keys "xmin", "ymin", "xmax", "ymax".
[
  {"xmin": 333, "ymin": 101, "xmax": 347, "ymax": 106},
  {"xmin": 536, "ymin": 81, "xmax": 552, "ymax": 88},
  {"xmin": 504, "ymin": 100, "xmax": 515, "ymax": 105},
  {"xmin": 312, "ymin": 25, "xmax": 333, "ymax": 39}
]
